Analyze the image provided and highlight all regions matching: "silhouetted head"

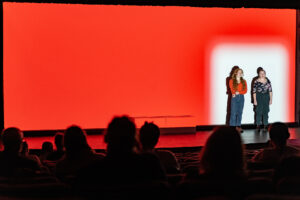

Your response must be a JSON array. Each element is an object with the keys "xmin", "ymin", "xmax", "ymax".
[
  {"xmin": 105, "ymin": 115, "xmax": 137, "ymax": 154},
  {"xmin": 1, "ymin": 127, "xmax": 23, "ymax": 153},
  {"xmin": 54, "ymin": 132, "xmax": 64, "ymax": 151},
  {"xmin": 200, "ymin": 126, "xmax": 245, "ymax": 177},
  {"xmin": 41, "ymin": 141, "xmax": 54, "ymax": 154},
  {"xmin": 139, "ymin": 121, "xmax": 160, "ymax": 151},
  {"xmin": 64, "ymin": 125, "xmax": 91, "ymax": 157},
  {"xmin": 269, "ymin": 122, "xmax": 290, "ymax": 148}
]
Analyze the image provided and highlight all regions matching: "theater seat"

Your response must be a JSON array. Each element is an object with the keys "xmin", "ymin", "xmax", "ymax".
[
  {"xmin": 246, "ymin": 194, "xmax": 300, "ymax": 200},
  {"xmin": 244, "ymin": 177, "xmax": 274, "ymax": 195},
  {"xmin": 0, "ymin": 181, "xmax": 71, "ymax": 198},
  {"xmin": 4, "ymin": 176, "xmax": 61, "ymax": 184},
  {"xmin": 167, "ymin": 174, "xmax": 184, "ymax": 186},
  {"xmin": 247, "ymin": 169, "xmax": 274, "ymax": 179},
  {"xmin": 247, "ymin": 161, "xmax": 276, "ymax": 171},
  {"xmin": 277, "ymin": 177, "xmax": 300, "ymax": 195},
  {"xmin": 193, "ymin": 197, "xmax": 230, "ymax": 200},
  {"xmin": 176, "ymin": 179, "xmax": 247, "ymax": 199},
  {"xmin": 75, "ymin": 181, "xmax": 171, "ymax": 199}
]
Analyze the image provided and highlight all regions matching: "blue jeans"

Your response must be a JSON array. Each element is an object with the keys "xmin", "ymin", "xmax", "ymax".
[{"xmin": 230, "ymin": 94, "xmax": 244, "ymax": 126}]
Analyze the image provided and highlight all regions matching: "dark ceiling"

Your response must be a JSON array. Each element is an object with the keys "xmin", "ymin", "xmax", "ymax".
[{"xmin": 2, "ymin": 0, "xmax": 300, "ymax": 9}]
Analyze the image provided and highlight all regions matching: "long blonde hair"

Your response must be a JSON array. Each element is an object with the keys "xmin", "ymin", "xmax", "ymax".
[{"xmin": 231, "ymin": 68, "xmax": 246, "ymax": 90}]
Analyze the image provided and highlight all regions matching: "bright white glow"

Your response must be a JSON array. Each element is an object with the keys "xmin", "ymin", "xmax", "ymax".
[{"xmin": 210, "ymin": 42, "xmax": 288, "ymax": 125}]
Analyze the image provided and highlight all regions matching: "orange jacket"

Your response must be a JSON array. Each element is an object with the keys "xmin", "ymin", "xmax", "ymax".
[{"xmin": 229, "ymin": 79, "xmax": 247, "ymax": 95}]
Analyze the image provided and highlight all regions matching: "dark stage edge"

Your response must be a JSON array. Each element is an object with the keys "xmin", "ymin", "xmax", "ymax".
[
  {"xmin": 24, "ymin": 127, "xmax": 300, "ymax": 150},
  {"xmin": 22, "ymin": 123, "xmax": 299, "ymax": 137}
]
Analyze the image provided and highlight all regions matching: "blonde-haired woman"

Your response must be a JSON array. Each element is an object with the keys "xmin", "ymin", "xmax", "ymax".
[{"xmin": 229, "ymin": 67, "xmax": 248, "ymax": 132}]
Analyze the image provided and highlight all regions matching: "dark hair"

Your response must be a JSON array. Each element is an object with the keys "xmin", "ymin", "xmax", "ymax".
[
  {"xmin": 200, "ymin": 126, "xmax": 245, "ymax": 177},
  {"xmin": 257, "ymin": 67, "xmax": 264, "ymax": 75},
  {"xmin": 1, "ymin": 127, "xmax": 23, "ymax": 152},
  {"xmin": 64, "ymin": 125, "xmax": 91, "ymax": 157},
  {"xmin": 139, "ymin": 121, "xmax": 160, "ymax": 150},
  {"xmin": 41, "ymin": 141, "xmax": 54, "ymax": 153},
  {"xmin": 54, "ymin": 132, "xmax": 64, "ymax": 150},
  {"xmin": 257, "ymin": 67, "xmax": 270, "ymax": 83},
  {"xmin": 105, "ymin": 115, "xmax": 137, "ymax": 154},
  {"xmin": 269, "ymin": 122, "xmax": 290, "ymax": 147}
]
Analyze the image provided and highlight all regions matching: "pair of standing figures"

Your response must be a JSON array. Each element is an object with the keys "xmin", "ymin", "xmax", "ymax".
[{"xmin": 229, "ymin": 66, "xmax": 273, "ymax": 133}]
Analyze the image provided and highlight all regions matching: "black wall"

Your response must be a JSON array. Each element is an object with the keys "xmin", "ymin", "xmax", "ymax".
[{"xmin": 296, "ymin": 10, "xmax": 300, "ymax": 124}]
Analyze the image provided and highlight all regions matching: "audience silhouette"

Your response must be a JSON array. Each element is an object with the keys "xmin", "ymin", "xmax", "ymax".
[
  {"xmin": 55, "ymin": 125, "xmax": 104, "ymax": 181},
  {"xmin": 198, "ymin": 126, "xmax": 246, "ymax": 179},
  {"xmin": 1, "ymin": 120, "xmax": 300, "ymax": 199},
  {"xmin": 47, "ymin": 132, "xmax": 65, "ymax": 161},
  {"xmin": 76, "ymin": 116, "xmax": 166, "ymax": 186},
  {"xmin": 0, "ymin": 127, "xmax": 41, "ymax": 177},
  {"xmin": 21, "ymin": 141, "xmax": 42, "ymax": 166},
  {"xmin": 252, "ymin": 122, "xmax": 300, "ymax": 164},
  {"xmin": 39, "ymin": 141, "xmax": 54, "ymax": 163},
  {"xmin": 139, "ymin": 121, "xmax": 180, "ymax": 173}
]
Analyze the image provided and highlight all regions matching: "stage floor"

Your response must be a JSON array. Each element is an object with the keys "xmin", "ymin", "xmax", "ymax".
[{"xmin": 24, "ymin": 127, "xmax": 300, "ymax": 149}]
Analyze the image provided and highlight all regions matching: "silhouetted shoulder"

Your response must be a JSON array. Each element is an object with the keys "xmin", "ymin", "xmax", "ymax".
[
  {"xmin": 155, "ymin": 149, "xmax": 180, "ymax": 173},
  {"xmin": 135, "ymin": 152, "xmax": 167, "ymax": 180},
  {"xmin": 0, "ymin": 152, "xmax": 41, "ymax": 177}
]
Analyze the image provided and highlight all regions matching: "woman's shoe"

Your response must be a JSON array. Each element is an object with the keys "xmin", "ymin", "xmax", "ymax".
[
  {"xmin": 239, "ymin": 126, "xmax": 244, "ymax": 133},
  {"xmin": 263, "ymin": 125, "xmax": 268, "ymax": 132},
  {"xmin": 256, "ymin": 125, "xmax": 261, "ymax": 133},
  {"xmin": 236, "ymin": 126, "xmax": 243, "ymax": 133}
]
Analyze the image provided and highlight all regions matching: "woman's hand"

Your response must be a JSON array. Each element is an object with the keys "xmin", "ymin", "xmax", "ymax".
[
  {"xmin": 232, "ymin": 94, "xmax": 236, "ymax": 98},
  {"xmin": 254, "ymin": 100, "xmax": 257, "ymax": 106},
  {"xmin": 269, "ymin": 100, "xmax": 272, "ymax": 105}
]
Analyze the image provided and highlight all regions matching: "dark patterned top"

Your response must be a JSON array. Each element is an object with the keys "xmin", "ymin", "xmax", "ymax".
[{"xmin": 253, "ymin": 79, "xmax": 272, "ymax": 94}]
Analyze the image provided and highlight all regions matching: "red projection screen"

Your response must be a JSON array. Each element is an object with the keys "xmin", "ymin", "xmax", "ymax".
[{"xmin": 3, "ymin": 3, "xmax": 296, "ymax": 130}]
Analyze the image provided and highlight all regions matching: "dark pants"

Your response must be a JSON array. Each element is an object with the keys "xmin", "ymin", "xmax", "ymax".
[
  {"xmin": 230, "ymin": 94, "xmax": 244, "ymax": 126},
  {"xmin": 255, "ymin": 93, "xmax": 270, "ymax": 126}
]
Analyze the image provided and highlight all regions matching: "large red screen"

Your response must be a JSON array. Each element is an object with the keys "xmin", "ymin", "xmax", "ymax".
[{"xmin": 3, "ymin": 3, "xmax": 296, "ymax": 130}]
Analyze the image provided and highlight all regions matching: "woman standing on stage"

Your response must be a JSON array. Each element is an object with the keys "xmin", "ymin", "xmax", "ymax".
[
  {"xmin": 253, "ymin": 68, "xmax": 273, "ymax": 132},
  {"xmin": 229, "ymin": 67, "xmax": 248, "ymax": 133}
]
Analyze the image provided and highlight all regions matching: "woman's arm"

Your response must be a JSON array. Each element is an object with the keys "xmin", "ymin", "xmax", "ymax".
[
  {"xmin": 269, "ymin": 80, "xmax": 273, "ymax": 105},
  {"xmin": 240, "ymin": 80, "xmax": 248, "ymax": 94},
  {"xmin": 253, "ymin": 93, "xmax": 257, "ymax": 105},
  {"xmin": 253, "ymin": 80, "xmax": 257, "ymax": 105}
]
